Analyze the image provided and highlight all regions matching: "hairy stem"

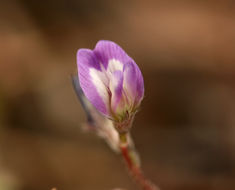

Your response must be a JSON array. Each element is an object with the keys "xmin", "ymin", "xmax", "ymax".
[{"xmin": 119, "ymin": 133, "xmax": 160, "ymax": 190}]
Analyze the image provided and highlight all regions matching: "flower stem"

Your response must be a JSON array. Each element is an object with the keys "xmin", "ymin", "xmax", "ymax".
[{"xmin": 119, "ymin": 133, "xmax": 160, "ymax": 190}]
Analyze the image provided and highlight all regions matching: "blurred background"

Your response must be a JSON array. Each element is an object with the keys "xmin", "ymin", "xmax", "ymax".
[{"xmin": 0, "ymin": 0, "xmax": 235, "ymax": 190}]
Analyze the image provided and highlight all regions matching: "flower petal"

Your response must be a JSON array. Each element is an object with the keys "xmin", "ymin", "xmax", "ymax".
[
  {"xmin": 110, "ymin": 70, "xmax": 124, "ymax": 113},
  {"xmin": 123, "ymin": 61, "xmax": 144, "ymax": 107},
  {"xmin": 77, "ymin": 49, "xmax": 109, "ymax": 115},
  {"xmin": 135, "ymin": 64, "xmax": 144, "ymax": 103},
  {"xmin": 94, "ymin": 40, "xmax": 134, "ymax": 69}
]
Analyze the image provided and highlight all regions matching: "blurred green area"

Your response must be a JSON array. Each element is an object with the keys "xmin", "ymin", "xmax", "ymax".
[{"xmin": 0, "ymin": 0, "xmax": 235, "ymax": 190}]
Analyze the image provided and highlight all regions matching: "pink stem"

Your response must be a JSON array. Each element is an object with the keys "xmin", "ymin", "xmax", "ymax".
[{"xmin": 119, "ymin": 133, "xmax": 160, "ymax": 190}]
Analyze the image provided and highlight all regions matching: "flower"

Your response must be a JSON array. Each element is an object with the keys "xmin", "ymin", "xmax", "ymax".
[{"xmin": 77, "ymin": 40, "xmax": 144, "ymax": 131}]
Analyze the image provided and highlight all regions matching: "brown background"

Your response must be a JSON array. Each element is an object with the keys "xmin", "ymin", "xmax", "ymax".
[{"xmin": 0, "ymin": 0, "xmax": 235, "ymax": 190}]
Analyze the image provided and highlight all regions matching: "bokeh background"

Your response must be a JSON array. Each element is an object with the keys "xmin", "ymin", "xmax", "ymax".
[{"xmin": 0, "ymin": 0, "xmax": 235, "ymax": 190}]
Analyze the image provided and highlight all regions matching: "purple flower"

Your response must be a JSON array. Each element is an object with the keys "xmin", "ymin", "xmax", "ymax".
[{"xmin": 77, "ymin": 40, "xmax": 144, "ymax": 124}]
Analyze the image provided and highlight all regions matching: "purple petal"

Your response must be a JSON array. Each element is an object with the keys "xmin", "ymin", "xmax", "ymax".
[
  {"xmin": 94, "ymin": 40, "xmax": 134, "ymax": 69},
  {"xmin": 134, "ymin": 63, "xmax": 144, "ymax": 103},
  {"xmin": 110, "ymin": 70, "xmax": 124, "ymax": 112},
  {"xmin": 77, "ymin": 49, "xmax": 109, "ymax": 115},
  {"xmin": 123, "ymin": 61, "xmax": 144, "ymax": 106}
]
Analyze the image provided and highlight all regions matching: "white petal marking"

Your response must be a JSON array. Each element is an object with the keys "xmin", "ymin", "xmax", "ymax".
[
  {"xmin": 107, "ymin": 59, "xmax": 123, "ymax": 72},
  {"xmin": 89, "ymin": 59, "xmax": 124, "ymax": 113},
  {"xmin": 90, "ymin": 68, "xmax": 109, "ymax": 105}
]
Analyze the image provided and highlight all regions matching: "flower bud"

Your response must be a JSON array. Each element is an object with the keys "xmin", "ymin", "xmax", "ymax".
[{"xmin": 77, "ymin": 40, "xmax": 144, "ymax": 132}]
